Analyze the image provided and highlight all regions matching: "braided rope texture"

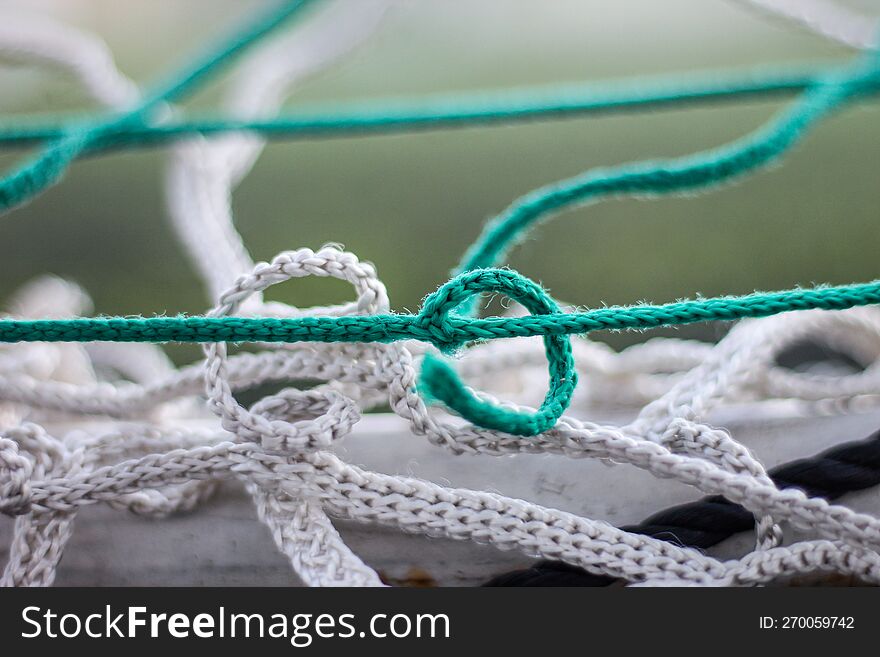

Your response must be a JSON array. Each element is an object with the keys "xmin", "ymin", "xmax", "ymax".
[
  {"xmin": 1, "ymin": 0, "xmax": 880, "ymax": 587},
  {"xmin": 485, "ymin": 427, "xmax": 880, "ymax": 586}
]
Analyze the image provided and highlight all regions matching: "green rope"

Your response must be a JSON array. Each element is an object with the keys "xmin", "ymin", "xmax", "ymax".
[
  {"xmin": 1, "ymin": 270, "xmax": 879, "ymax": 435},
  {"xmin": 0, "ymin": 65, "xmax": 857, "ymax": 150},
  {"xmin": 455, "ymin": 48, "xmax": 880, "ymax": 281},
  {"xmin": 416, "ymin": 269, "xmax": 577, "ymax": 436},
  {"xmin": 0, "ymin": 0, "xmax": 317, "ymax": 212},
  {"xmin": 418, "ymin": 41, "xmax": 880, "ymax": 430},
  {"xmin": 2, "ymin": 273, "xmax": 876, "ymax": 346}
]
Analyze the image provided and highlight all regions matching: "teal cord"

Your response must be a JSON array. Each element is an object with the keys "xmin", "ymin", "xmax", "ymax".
[
  {"xmin": 455, "ymin": 49, "xmax": 880, "ymax": 280},
  {"xmin": 3, "ymin": 274, "xmax": 877, "ymax": 346},
  {"xmin": 1, "ymin": 270, "xmax": 879, "ymax": 435},
  {"xmin": 416, "ymin": 269, "xmax": 577, "ymax": 436},
  {"xmin": 430, "ymin": 47, "xmax": 878, "ymax": 426},
  {"xmin": 0, "ymin": 0, "xmax": 317, "ymax": 212},
  {"xmin": 0, "ymin": 65, "xmax": 847, "ymax": 150}
]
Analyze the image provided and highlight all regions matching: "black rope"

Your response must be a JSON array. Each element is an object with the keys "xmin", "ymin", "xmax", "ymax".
[{"xmin": 483, "ymin": 426, "xmax": 880, "ymax": 586}]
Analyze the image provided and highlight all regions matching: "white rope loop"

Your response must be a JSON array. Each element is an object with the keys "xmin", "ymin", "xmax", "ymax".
[
  {"xmin": 204, "ymin": 246, "xmax": 384, "ymax": 454},
  {"xmin": 0, "ymin": 14, "xmax": 139, "ymax": 107},
  {"xmin": 249, "ymin": 387, "xmax": 361, "ymax": 452}
]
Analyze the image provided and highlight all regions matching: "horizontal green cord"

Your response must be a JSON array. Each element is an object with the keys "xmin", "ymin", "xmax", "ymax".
[
  {"xmin": 0, "ymin": 65, "xmax": 848, "ymax": 150},
  {"xmin": 2, "ymin": 270, "xmax": 879, "ymax": 435},
  {"xmin": 2, "ymin": 275, "xmax": 877, "ymax": 347}
]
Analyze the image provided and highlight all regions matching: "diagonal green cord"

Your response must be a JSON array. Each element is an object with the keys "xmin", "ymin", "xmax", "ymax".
[
  {"xmin": 455, "ymin": 48, "xmax": 880, "ymax": 279},
  {"xmin": 414, "ymin": 269, "xmax": 577, "ymax": 436},
  {"xmin": 0, "ymin": 0, "xmax": 318, "ymax": 213},
  {"xmin": 429, "ymin": 42, "xmax": 880, "ymax": 429}
]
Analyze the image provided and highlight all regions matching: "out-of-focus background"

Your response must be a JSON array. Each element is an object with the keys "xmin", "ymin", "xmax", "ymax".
[{"xmin": 0, "ymin": 0, "xmax": 878, "ymax": 357}]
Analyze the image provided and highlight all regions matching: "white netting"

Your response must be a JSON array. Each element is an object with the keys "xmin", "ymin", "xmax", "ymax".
[{"xmin": 2, "ymin": 0, "xmax": 880, "ymax": 587}]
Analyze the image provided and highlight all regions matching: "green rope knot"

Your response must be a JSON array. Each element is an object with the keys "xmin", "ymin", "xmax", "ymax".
[{"xmin": 417, "ymin": 268, "xmax": 577, "ymax": 436}]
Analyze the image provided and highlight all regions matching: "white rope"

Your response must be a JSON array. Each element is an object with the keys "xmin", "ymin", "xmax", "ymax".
[
  {"xmin": 731, "ymin": 0, "xmax": 879, "ymax": 49},
  {"xmin": 2, "ymin": 2, "xmax": 880, "ymax": 587},
  {"xmin": 4, "ymin": 245, "xmax": 880, "ymax": 586},
  {"xmin": 0, "ymin": 14, "xmax": 138, "ymax": 107},
  {"xmin": 164, "ymin": 0, "xmax": 394, "ymax": 311}
]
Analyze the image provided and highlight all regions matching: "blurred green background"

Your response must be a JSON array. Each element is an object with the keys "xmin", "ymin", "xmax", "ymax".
[{"xmin": 0, "ymin": 0, "xmax": 878, "ymax": 356}]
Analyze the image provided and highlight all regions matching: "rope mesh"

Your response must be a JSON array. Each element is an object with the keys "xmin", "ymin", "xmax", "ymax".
[{"xmin": 2, "ymin": 0, "xmax": 880, "ymax": 586}]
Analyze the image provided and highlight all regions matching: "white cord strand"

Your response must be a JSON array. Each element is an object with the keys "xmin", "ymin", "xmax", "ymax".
[
  {"xmin": 164, "ymin": 0, "xmax": 394, "ymax": 309},
  {"xmin": 0, "ymin": 13, "xmax": 138, "ymax": 107},
  {"xmin": 731, "ymin": 0, "xmax": 879, "ymax": 49}
]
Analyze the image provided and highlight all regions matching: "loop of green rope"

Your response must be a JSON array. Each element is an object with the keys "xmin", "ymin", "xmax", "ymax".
[{"xmin": 416, "ymin": 269, "xmax": 577, "ymax": 436}]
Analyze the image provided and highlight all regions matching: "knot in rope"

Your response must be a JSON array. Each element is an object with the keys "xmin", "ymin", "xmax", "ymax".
[
  {"xmin": 248, "ymin": 388, "xmax": 361, "ymax": 453},
  {"xmin": 0, "ymin": 437, "xmax": 33, "ymax": 516},
  {"xmin": 417, "ymin": 268, "xmax": 577, "ymax": 436},
  {"xmin": 0, "ymin": 423, "xmax": 86, "ymax": 516}
]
